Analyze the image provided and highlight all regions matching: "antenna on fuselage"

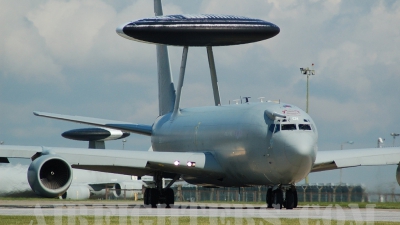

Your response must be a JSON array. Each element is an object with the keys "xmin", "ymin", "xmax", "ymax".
[
  {"xmin": 378, "ymin": 137, "xmax": 385, "ymax": 148},
  {"xmin": 243, "ymin": 97, "xmax": 251, "ymax": 103}
]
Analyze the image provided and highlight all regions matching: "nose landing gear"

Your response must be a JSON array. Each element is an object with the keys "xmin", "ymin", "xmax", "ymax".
[{"xmin": 266, "ymin": 185, "xmax": 298, "ymax": 210}]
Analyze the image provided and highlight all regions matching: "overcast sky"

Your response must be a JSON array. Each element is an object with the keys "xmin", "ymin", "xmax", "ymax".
[{"xmin": 1, "ymin": 0, "xmax": 400, "ymax": 192}]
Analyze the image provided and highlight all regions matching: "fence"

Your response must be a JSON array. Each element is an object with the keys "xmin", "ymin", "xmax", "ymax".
[{"xmin": 105, "ymin": 184, "xmax": 400, "ymax": 203}]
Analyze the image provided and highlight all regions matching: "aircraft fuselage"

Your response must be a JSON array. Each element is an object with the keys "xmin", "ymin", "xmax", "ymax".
[{"xmin": 152, "ymin": 102, "xmax": 318, "ymax": 187}]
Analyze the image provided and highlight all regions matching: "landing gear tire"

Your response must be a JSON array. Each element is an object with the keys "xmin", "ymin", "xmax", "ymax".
[
  {"xmin": 293, "ymin": 188, "xmax": 298, "ymax": 208},
  {"xmin": 272, "ymin": 189, "xmax": 283, "ymax": 209},
  {"xmin": 149, "ymin": 188, "xmax": 159, "ymax": 208},
  {"xmin": 266, "ymin": 188, "xmax": 273, "ymax": 208},
  {"xmin": 163, "ymin": 188, "xmax": 175, "ymax": 208},
  {"xmin": 285, "ymin": 189, "xmax": 294, "ymax": 210},
  {"xmin": 143, "ymin": 173, "xmax": 179, "ymax": 208},
  {"xmin": 143, "ymin": 188, "xmax": 150, "ymax": 205}
]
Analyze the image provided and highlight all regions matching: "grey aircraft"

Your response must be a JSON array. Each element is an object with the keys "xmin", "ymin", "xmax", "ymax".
[{"xmin": 1, "ymin": 0, "xmax": 400, "ymax": 210}]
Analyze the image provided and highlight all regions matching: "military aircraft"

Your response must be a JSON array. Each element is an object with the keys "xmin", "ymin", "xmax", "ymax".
[
  {"xmin": 1, "ymin": 0, "xmax": 400, "ymax": 209},
  {"xmin": 0, "ymin": 163, "xmax": 144, "ymax": 200}
]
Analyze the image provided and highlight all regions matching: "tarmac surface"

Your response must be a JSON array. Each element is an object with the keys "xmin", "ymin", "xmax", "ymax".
[{"xmin": 0, "ymin": 200, "xmax": 400, "ymax": 222}]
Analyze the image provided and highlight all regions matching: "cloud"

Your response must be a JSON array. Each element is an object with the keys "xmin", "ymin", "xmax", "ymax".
[
  {"xmin": 0, "ymin": 1, "xmax": 64, "ymax": 84},
  {"xmin": 26, "ymin": 0, "xmax": 116, "ymax": 66}
]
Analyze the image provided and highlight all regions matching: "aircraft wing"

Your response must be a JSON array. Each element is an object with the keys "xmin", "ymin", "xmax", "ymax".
[
  {"xmin": 33, "ymin": 111, "xmax": 152, "ymax": 136},
  {"xmin": 0, "ymin": 145, "xmax": 225, "ymax": 179},
  {"xmin": 312, "ymin": 147, "xmax": 400, "ymax": 172}
]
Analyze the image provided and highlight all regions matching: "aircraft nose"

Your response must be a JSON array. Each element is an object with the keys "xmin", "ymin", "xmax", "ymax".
[{"xmin": 283, "ymin": 133, "xmax": 316, "ymax": 169}]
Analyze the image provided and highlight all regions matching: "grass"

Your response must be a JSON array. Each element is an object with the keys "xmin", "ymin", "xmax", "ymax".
[{"xmin": 1, "ymin": 216, "xmax": 399, "ymax": 225}]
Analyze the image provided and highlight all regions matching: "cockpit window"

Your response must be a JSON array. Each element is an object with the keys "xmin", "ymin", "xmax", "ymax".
[
  {"xmin": 299, "ymin": 124, "xmax": 312, "ymax": 130},
  {"xmin": 281, "ymin": 124, "xmax": 297, "ymax": 130},
  {"xmin": 274, "ymin": 124, "xmax": 280, "ymax": 133}
]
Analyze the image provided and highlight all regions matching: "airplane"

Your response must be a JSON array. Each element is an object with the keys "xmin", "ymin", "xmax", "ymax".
[
  {"xmin": 0, "ymin": 163, "xmax": 145, "ymax": 200},
  {"xmin": 1, "ymin": 0, "xmax": 400, "ymax": 209}
]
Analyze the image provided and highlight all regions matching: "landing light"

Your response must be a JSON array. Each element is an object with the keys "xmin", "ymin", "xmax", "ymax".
[
  {"xmin": 187, "ymin": 161, "xmax": 196, "ymax": 167},
  {"xmin": 174, "ymin": 160, "xmax": 180, "ymax": 166}
]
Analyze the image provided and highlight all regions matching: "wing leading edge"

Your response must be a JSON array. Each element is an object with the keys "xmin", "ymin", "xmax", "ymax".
[
  {"xmin": 33, "ymin": 111, "xmax": 152, "ymax": 136},
  {"xmin": 0, "ymin": 145, "xmax": 225, "ymax": 179},
  {"xmin": 312, "ymin": 147, "xmax": 400, "ymax": 172}
]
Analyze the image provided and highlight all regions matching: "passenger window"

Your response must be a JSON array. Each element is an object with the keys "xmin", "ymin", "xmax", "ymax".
[
  {"xmin": 281, "ymin": 124, "xmax": 297, "ymax": 130},
  {"xmin": 299, "ymin": 124, "xmax": 312, "ymax": 130}
]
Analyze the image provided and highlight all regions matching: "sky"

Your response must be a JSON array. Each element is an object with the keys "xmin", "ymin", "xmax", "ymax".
[{"xmin": 0, "ymin": 0, "xmax": 400, "ymax": 193}]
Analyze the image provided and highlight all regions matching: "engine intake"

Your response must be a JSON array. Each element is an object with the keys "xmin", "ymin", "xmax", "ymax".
[{"xmin": 27, "ymin": 154, "xmax": 73, "ymax": 198}]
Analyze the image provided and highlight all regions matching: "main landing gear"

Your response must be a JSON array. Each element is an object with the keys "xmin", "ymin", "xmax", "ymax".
[
  {"xmin": 266, "ymin": 185, "xmax": 298, "ymax": 210},
  {"xmin": 143, "ymin": 172, "xmax": 178, "ymax": 208}
]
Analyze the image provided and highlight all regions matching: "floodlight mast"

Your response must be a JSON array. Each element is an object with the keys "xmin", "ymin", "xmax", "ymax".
[
  {"xmin": 300, "ymin": 64, "xmax": 315, "ymax": 185},
  {"xmin": 300, "ymin": 64, "xmax": 316, "ymax": 114},
  {"xmin": 390, "ymin": 133, "xmax": 400, "ymax": 147}
]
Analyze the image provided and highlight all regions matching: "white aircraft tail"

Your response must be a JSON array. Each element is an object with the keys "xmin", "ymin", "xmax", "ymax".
[{"xmin": 154, "ymin": 0, "xmax": 176, "ymax": 116}]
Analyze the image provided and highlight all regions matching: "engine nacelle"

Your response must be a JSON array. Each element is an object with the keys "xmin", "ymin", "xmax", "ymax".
[
  {"xmin": 397, "ymin": 164, "xmax": 400, "ymax": 186},
  {"xmin": 61, "ymin": 185, "xmax": 91, "ymax": 200},
  {"xmin": 112, "ymin": 181, "xmax": 143, "ymax": 198},
  {"xmin": 27, "ymin": 154, "xmax": 73, "ymax": 198}
]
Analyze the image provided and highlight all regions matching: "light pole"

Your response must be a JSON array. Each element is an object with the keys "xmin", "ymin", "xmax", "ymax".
[
  {"xmin": 300, "ymin": 64, "xmax": 315, "ymax": 114},
  {"xmin": 341, "ymin": 141, "xmax": 354, "ymax": 150},
  {"xmin": 122, "ymin": 139, "xmax": 127, "ymax": 150},
  {"xmin": 300, "ymin": 64, "xmax": 315, "ymax": 185},
  {"xmin": 340, "ymin": 141, "xmax": 354, "ymax": 185},
  {"xmin": 390, "ymin": 133, "xmax": 399, "ymax": 147}
]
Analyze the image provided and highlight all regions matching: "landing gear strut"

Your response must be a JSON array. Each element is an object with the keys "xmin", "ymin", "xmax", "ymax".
[
  {"xmin": 266, "ymin": 185, "xmax": 298, "ymax": 210},
  {"xmin": 143, "ymin": 172, "xmax": 178, "ymax": 208}
]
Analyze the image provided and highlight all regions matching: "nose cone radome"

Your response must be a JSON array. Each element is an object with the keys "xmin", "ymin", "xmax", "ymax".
[{"xmin": 283, "ymin": 133, "xmax": 316, "ymax": 169}]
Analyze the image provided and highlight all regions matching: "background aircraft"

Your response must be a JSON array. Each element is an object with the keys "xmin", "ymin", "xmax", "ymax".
[
  {"xmin": 2, "ymin": 2, "xmax": 398, "ymax": 208},
  {"xmin": 0, "ymin": 163, "xmax": 144, "ymax": 200}
]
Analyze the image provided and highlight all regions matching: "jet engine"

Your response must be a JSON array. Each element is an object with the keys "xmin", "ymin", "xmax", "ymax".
[
  {"xmin": 61, "ymin": 185, "xmax": 91, "ymax": 200},
  {"xmin": 27, "ymin": 154, "xmax": 73, "ymax": 198},
  {"xmin": 112, "ymin": 181, "xmax": 143, "ymax": 198},
  {"xmin": 397, "ymin": 164, "xmax": 400, "ymax": 186}
]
